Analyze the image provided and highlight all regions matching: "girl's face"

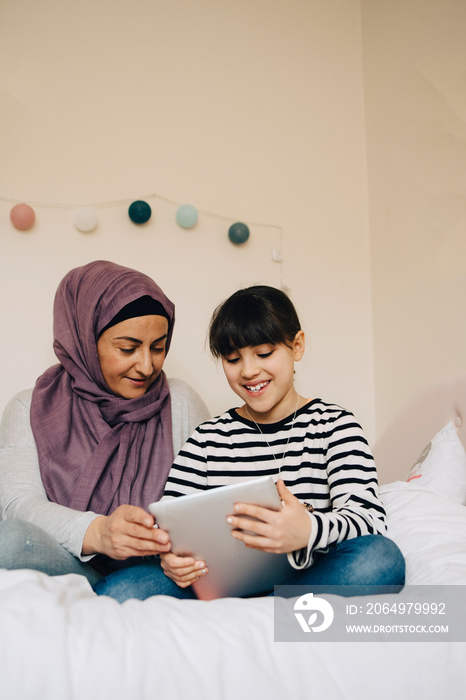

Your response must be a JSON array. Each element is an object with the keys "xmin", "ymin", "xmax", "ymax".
[
  {"xmin": 97, "ymin": 315, "xmax": 169, "ymax": 398},
  {"xmin": 221, "ymin": 331, "xmax": 305, "ymax": 423}
]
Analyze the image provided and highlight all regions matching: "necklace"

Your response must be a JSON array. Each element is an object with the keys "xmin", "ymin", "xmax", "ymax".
[
  {"xmin": 244, "ymin": 394, "xmax": 315, "ymax": 513},
  {"xmin": 244, "ymin": 393, "xmax": 300, "ymax": 472}
]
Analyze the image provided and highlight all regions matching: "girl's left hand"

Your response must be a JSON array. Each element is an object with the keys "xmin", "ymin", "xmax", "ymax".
[
  {"xmin": 160, "ymin": 552, "xmax": 208, "ymax": 588},
  {"xmin": 226, "ymin": 479, "xmax": 312, "ymax": 554}
]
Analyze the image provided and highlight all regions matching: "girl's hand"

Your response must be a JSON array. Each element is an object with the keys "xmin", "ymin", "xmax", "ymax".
[
  {"xmin": 227, "ymin": 479, "xmax": 312, "ymax": 554},
  {"xmin": 160, "ymin": 552, "xmax": 208, "ymax": 588},
  {"xmin": 82, "ymin": 504, "xmax": 171, "ymax": 559}
]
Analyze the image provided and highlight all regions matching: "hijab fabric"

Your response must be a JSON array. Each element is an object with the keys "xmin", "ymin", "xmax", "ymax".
[{"xmin": 30, "ymin": 260, "xmax": 175, "ymax": 515}]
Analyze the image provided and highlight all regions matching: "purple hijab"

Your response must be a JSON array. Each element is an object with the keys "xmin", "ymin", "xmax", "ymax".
[{"xmin": 30, "ymin": 260, "xmax": 175, "ymax": 515}]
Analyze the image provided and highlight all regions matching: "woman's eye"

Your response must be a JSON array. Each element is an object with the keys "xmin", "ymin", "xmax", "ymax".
[
  {"xmin": 119, "ymin": 348, "xmax": 135, "ymax": 355},
  {"xmin": 151, "ymin": 346, "xmax": 165, "ymax": 354}
]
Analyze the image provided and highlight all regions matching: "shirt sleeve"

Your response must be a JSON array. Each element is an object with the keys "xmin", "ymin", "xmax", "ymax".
[{"xmin": 290, "ymin": 411, "xmax": 387, "ymax": 570}]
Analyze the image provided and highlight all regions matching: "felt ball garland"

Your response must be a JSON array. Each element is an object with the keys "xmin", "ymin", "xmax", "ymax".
[{"xmin": 3, "ymin": 193, "xmax": 282, "ymax": 265}]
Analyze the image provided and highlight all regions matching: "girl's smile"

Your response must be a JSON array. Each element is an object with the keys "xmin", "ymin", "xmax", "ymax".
[{"xmin": 244, "ymin": 380, "xmax": 270, "ymax": 394}]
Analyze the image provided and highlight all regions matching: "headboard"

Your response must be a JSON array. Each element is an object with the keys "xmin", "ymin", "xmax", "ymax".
[{"xmin": 372, "ymin": 372, "xmax": 466, "ymax": 485}]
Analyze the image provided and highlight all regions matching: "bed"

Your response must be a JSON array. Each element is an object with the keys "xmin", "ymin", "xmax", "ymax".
[{"xmin": 2, "ymin": 373, "xmax": 466, "ymax": 700}]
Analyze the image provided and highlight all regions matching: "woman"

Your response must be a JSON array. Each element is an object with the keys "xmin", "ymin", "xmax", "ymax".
[{"xmin": 0, "ymin": 260, "xmax": 209, "ymax": 593}]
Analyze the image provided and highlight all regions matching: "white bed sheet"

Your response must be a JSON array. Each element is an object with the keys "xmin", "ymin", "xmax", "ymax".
[
  {"xmin": 2, "ymin": 483, "xmax": 466, "ymax": 700},
  {"xmin": 0, "ymin": 567, "xmax": 465, "ymax": 700}
]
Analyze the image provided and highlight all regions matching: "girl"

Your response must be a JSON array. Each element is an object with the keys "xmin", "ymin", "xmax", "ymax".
[{"xmin": 97, "ymin": 285, "xmax": 404, "ymax": 600}]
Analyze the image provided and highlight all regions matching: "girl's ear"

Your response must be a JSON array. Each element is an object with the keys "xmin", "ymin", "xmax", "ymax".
[{"xmin": 292, "ymin": 330, "xmax": 305, "ymax": 361}]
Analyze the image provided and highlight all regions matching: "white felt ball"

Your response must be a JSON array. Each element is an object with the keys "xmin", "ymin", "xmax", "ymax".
[{"xmin": 73, "ymin": 207, "xmax": 98, "ymax": 232}]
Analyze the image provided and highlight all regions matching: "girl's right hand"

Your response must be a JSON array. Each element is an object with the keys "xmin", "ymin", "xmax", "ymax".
[
  {"xmin": 82, "ymin": 504, "xmax": 171, "ymax": 559},
  {"xmin": 160, "ymin": 551, "xmax": 208, "ymax": 588}
]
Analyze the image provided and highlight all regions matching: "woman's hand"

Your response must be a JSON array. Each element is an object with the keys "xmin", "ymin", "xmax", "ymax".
[
  {"xmin": 160, "ymin": 552, "xmax": 208, "ymax": 588},
  {"xmin": 82, "ymin": 504, "xmax": 171, "ymax": 559},
  {"xmin": 226, "ymin": 479, "xmax": 312, "ymax": 554}
]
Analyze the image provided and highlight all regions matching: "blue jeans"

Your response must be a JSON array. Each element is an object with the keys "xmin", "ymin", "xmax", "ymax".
[
  {"xmin": 93, "ymin": 557, "xmax": 197, "ymax": 601},
  {"xmin": 93, "ymin": 534, "xmax": 405, "ymax": 603},
  {"xmin": 0, "ymin": 520, "xmax": 103, "ymax": 585},
  {"xmin": 273, "ymin": 533, "xmax": 405, "ymax": 598}
]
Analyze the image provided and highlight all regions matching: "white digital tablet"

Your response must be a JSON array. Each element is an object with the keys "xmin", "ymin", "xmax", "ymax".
[{"xmin": 148, "ymin": 476, "xmax": 293, "ymax": 600}]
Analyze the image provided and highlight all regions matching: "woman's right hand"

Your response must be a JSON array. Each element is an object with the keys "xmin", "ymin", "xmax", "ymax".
[
  {"xmin": 82, "ymin": 504, "xmax": 171, "ymax": 559},
  {"xmin": 160, "ymin": 551, "xmax": 208, "ymax": 588}
]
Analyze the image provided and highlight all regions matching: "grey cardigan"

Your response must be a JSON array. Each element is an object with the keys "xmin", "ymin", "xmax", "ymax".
[{"xmin": 0, "ymin": 379, "xmax": 209, "ymax": 561}]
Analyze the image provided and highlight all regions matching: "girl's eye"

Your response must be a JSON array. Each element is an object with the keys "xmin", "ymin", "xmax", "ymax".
[
  {"xmin": 258, "ymin": 351, "xmax": 273, "ymax": 359},
  {"xmin": 225, "ymin": 357, "xmax": 239, "ymax": 364}
]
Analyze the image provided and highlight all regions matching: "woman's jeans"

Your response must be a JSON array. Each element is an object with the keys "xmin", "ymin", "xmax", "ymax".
[
  {"xmin": 0, "ymin": 520, "xmax": 405, "ymax": 603},
  {"xmin": 0, "ymin": 520, "xmax": 103, "ymax": 585}
]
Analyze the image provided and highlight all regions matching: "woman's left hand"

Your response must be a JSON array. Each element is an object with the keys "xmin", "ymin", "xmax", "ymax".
[{"xmin": 226, "ymin": 479, "xmax": 312, "ymax": 554}]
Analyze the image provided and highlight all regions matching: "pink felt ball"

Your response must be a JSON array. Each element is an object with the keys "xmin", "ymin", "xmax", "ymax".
[{"xmin": 10, "ymin": 203, "xmax": 36, "ymax": 231}]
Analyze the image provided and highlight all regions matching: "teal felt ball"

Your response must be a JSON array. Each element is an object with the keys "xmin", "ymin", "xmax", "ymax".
[
  {"xmin": 228, "ymin": 222, "xmax": 250, "ymax": 245},
  {"xmin": 128, "ymin": 200, "xmax": 152, "ymax": 224},
  {"xmin": 176, "ymin": 204, "xmax": 198, "ymax": 229}
]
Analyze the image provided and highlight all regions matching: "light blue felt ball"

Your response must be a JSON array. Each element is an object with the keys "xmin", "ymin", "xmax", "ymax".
[{"xmin": 176, "ymin": 204, "xmax": 199, "ymax": 229}]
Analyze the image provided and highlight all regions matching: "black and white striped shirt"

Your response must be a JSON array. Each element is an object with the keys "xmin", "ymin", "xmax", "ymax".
[{"xmin": 163, "ymin": 399, "xmax": 387, "ymax": 568}]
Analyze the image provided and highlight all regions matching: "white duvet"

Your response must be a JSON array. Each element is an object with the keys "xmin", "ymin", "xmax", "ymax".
[{"xmin": 1, "ymin": 482, "xmax": 466, "ymax": 700}]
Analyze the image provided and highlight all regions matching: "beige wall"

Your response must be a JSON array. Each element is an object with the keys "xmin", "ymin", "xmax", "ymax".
[
  {"xmin": 3, "ymin": 0, "xmax": 465, "ymax": 467},
  {"xmin": 0, "ymin": 1, "xmax": 375, "ymax": 437},
  {"xmin": 362, "ymin": 0, "xmax": 466, "ymax": 445}
]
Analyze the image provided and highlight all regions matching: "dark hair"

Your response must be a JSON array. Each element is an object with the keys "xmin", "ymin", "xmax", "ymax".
[{"xmin": 209, "ymin": 285, "xmax": 301, "ymax": 358}]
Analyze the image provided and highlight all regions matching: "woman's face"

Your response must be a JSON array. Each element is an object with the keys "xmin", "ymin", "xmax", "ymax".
[{"xmin": 97, "ymin": 315, "xmax": 169, "ymax": 398}]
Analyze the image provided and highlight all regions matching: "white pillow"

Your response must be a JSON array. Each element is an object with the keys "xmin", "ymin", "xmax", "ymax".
[
  {"xmin": 405, "ymin": 421, "xmax": 466, "ymax": 504},
  {"xmin": 380, "ymin": 483, "xmax": 466, "ymax": 584}
]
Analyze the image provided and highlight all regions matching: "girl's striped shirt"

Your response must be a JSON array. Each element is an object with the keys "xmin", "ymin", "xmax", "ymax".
[{"xmin": 163, "ymin": 399, "xmax": 387, "ymax": 568}]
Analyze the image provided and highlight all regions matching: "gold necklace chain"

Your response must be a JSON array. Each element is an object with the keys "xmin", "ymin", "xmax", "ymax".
[{"xmin": 244, "ymin": 393, "xmax": 300, "ymax": 471}]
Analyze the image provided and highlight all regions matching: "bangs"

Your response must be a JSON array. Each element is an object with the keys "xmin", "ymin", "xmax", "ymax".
[{"xmin": 209, "ymin": 287, "xmax": 300, "ymax": 358}]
